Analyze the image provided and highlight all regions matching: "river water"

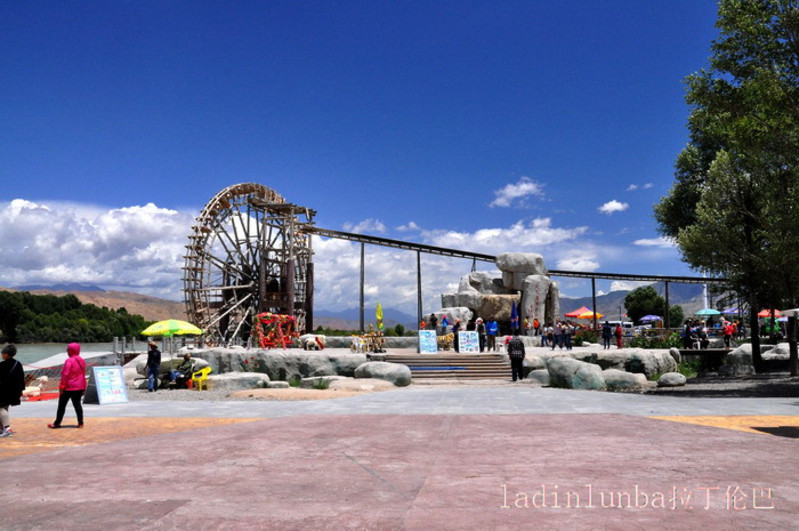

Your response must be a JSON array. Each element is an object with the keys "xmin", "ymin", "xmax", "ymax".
[{"xmin": 10, "ymin": 342, "xmax": 119, "ymax": 367}]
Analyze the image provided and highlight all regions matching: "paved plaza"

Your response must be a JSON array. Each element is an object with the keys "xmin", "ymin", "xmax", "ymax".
[{"xmin": 3, "ymin": 384, "xmax": 798, "ymax": 529}]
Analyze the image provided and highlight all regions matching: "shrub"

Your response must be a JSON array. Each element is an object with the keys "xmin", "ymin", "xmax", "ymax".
[{"xmin": 313, "ymin": 378, "xmax": 331, "ymax": 390}]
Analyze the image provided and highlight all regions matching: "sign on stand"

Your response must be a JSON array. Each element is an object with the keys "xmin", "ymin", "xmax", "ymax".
[
  {"xmin": 83, "ymin": 366, "xmax": 129, "ymax": 405},
  {"xmin": 419, "ymin": 330, "xmax": 438, "ymax": 354},
  {"xmin": 459, "ymin": 331, "xmax": 480, "ymax": 353}
]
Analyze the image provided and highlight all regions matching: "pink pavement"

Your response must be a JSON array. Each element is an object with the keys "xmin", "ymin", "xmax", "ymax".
[{"xmin": 2, "ymin": 413, "xmax": 796, "ymax": 529}]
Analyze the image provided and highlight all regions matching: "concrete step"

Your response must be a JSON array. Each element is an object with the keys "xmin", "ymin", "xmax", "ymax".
[{"xmin": 385, "ymin": 354, "xmax": 511, "ymax": 380}]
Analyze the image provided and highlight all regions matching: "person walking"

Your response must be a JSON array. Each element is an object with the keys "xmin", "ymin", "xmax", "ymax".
[
  {"xmin": 48, "ymin": 343, "xmax": 87, "ymax": 429},
  {"xmin": 540, "ymin": 325, "xmax": 550, "ymax": 347},
  {"xmin": 564, "ymin": 322, "xmax": 573, "ymax": 350},
  {"xmin": 724, "ymin": 321, "xmax": 735, "ymax": 348},
  {"xmin": 486, "ymin": 318, "xmax": 498, "ymax": 351},
  {"xmin": 0, "ymin": 344, "xmax": 25, "ymax": 437},
  {"xmin": 452, "ymin": 319, "xmax": 462, "ymax": 353},
  {"xmin": 601, "ymin": 321, "xmax": 612, "ymax": 350},
  {"xmin": 533, "ymin": 318, "xmax": 540, "ymax": 336},
  {"xmin": 507, "ymin": 333, "xmax": 526, "ymax": 381},
  {"xmin": 614, "ymin": 323, "xmax": 623, "ymax": 349},
  {"xmin": 552, "ymin": 322, "xmax": 563, "ymax": 350},
  {"xmin": 146, "ymin": 341, "xmax": 161, "ymax": 392},
  {"xmin": 476, "ymin": 318, "xmax": 486, "ymax": 353}
]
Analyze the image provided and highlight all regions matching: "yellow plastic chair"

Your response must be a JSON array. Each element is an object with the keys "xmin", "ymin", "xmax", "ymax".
[{"xmin": 191, "ymin": 367, "xmax": 212, "ymax": 391}]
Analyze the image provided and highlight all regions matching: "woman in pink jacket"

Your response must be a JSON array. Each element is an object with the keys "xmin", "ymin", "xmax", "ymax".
[{"xmin": 48, "ymin": 342, "xmax": 87, "ymax": 429}]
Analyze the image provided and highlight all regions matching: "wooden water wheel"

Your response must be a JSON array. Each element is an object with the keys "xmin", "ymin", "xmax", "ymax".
[{"xmin": 183, "ymin": 183, "xmax": 315, "ymax": 345}]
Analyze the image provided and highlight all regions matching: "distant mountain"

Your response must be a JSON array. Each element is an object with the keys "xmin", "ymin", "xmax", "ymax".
[
  {"xmin": 15, "ymin": 282, "xmax": 105, "ymax": 292},
  {"xmin": 0, "ymin": 286, "xmax": 185, "ymax": 322},
  {"xmin": 560, "ymin": 282, "xmax": 706, "ymax": 320},
  {"xmin": 314, "ymin": 307, "xmax": 417, "ymax": 331}
]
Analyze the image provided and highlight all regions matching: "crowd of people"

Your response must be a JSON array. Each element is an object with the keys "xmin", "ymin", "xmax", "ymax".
[{"xmin": 681, "ymin": 319, "xmax": 748, "ymax": 349}]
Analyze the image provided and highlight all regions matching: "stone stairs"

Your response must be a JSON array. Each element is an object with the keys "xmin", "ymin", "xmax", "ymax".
[{"xmin": 384, "ymin": 353, "xmax": 511, "ymax": 380}]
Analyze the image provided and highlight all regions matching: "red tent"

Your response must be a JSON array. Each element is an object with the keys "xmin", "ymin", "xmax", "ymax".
[
  {"xmin": 565, "ymin": 306, "xmax": 592, "ymax": 318},
  {"xmin": 757, "ymin": 309, "xmax": 782, "ymax": 318}
]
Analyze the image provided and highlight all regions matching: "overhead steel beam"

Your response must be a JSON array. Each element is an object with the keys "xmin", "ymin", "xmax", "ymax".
[{"xmin": 307, "ymin": 226, "xmax": 726, "ymax": 285}]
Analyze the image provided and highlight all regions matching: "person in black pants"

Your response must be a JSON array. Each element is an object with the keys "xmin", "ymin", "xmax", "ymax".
[
  {"xmin": 507, "ymin": 333, "xmax": 526, "ymax": 382},
  {"xmin": 146, "ymin": 341, "xmax": 161, "ymax": 392}
]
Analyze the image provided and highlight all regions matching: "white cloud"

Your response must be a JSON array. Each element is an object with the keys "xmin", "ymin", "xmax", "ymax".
[
  {"xmin": 598, "ymin": 200, "xmax": 629, "ymax": 215},
  {"xmin": 556, "ymin": 251, "xmax": 600, "ymax": 272},
  {"xmin": 0, "ymin": 199, "xmax": 194, "ymax": 299},
  {"xmin": 489, "ymin": 177, "xmax": 544, "ymax": 208},
  {"xmin": 0, "ymin": 198, "xmax": 684, "ymax": 317},
  {"xmin": 633, "ymin": 236, "xmax": 676, "ymax": 248},
  {"xmin": 626, "ymin": 183, "xmax": 654, "ymax": 192},
  {"xmin": 610, "ymin": 280, "xmax": 653, "ymax": 292},
  {"xmin": 342, "ymin": 218, "xmax": 387, "ymax": 234},
  {"xmin": 396, "ymin": 221, "xmax": 420, "ymax": 232}
]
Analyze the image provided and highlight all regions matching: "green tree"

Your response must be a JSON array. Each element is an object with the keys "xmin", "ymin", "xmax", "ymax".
[
  {"xmin": 624, "ymin": 286, "xmax": 682, "ymax": 327},
  {"xmin": 0, "ymin": 291, "xmax": 24, "ymax": 342},
  {"xmin": 654, "ymin": 0, "xmax": 799, "ymax": 370}
]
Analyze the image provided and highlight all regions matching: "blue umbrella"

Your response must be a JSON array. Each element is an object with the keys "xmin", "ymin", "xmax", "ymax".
[
  {"xmin": 721, "ymin": 307, "xmax": 741, "ymax": 315},
  {"xmin": 639, "ymin": 315, "xmax": 662, "ymax": 322}
]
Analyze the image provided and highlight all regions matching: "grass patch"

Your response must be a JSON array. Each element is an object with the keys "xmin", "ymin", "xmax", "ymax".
[
  {"xmin": 313, "ymin": 378, "xmax": 331, "ymax": 390},
  {"xmin": 287, "ymin": 374, "xmax": 302, "ymax": 387},
  {"xmin": 677, "ymin": 359, "xmax": 701, "ymax": 379}
]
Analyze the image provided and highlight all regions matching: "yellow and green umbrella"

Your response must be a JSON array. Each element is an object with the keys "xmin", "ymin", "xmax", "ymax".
[{"xmin": 141, "ymin": 319, "xmax": 203, "ymax": 337}]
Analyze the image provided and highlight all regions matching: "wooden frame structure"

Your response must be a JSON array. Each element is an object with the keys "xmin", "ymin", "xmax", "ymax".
[{"xmin": 183, "ymin": 183, "xmax": 315, "ymax": 345}]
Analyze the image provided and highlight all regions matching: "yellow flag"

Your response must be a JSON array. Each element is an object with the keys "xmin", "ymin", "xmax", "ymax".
[{"xmin": 376, "ymin": 302, "xmax": 384, "ymax": 331}]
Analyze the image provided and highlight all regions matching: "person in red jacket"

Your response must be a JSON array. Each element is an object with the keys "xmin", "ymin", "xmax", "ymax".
[
  {"xmin": 48, "ymin": 342, "xmax": 87, "ymax": 429},
  {"xmin": 723, "ymin": 321, "xmax": 735, "ymax": 348}
]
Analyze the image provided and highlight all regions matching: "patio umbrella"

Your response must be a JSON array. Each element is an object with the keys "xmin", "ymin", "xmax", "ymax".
[
  {"xmin": 757, "ymin": 309, "xmax": 782, "ymax": 318},
  {"xmin": 721, "ymin": 307, "xmax": 741, "ymax": 315},
  {"xmin": 695, "ymin": 308, "xmax": 721, "ymax": 317},
  {"xmin": 141, "ymin": 319, "xmax": 203, "ymax": 337},
  {"xmin": 576, "ymin": 310, "xmax": 603, "ymax": 319},
  {"xmin": 639, "ymin": 315, "xmax": 662, "ymax": 322},
  {"xmin": 564, "ymin": 306, "xmax": 592, "ymax": 318},
  {"xmin": 782, "ymin": 308, "xmax": 799, "ymax": 318}
]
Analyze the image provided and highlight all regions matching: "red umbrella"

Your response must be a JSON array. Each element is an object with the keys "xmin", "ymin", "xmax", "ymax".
[
  {"xmin": 565, "ymin": 306, "xmax": 592, "ymax": 318},
  {"xmin": 757, "ymin": 309, "xmax": 782, "ymax": 318}
]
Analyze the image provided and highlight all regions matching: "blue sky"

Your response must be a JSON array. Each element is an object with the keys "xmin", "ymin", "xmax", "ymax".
[{"xmin": 1, "ymin": 1, "xmax": 720, "ymax": 314}]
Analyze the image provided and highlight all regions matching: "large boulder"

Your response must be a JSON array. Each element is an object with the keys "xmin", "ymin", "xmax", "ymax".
[
  {"xmin": 207, "ymin": 372, "xmax": 270, "ymax": 391},
  {"xmin": 568, "ymin": 349, "xmax": 677, "ymax": 379},
  {"xmin": 300, "ymin": 375, "xmax": 350, "ymax": 388},
  {"xmin": 189, "ymin": 349, "xmax": 368, "ymax": 382},
  {"xmin": 657, "ymin": 372, "xmax": 687, "ymax": 387},
  {"xmin": 523, "ymin": 354, "xmax": 546, "ymax": 372},
  {"xmin": 546, "ymin": 357, "xmax": 606, "ymax": 390},
  {"xmin": 354, "ymin": 361, "xmax": 412, "ymax": 387},
  {"xmin": 526, "ymin": 369, "xmax": 550, "ymax": 385},
  {"xmin": 762, "ymin": 343, "xmax": 790, "ymax": 360},
  {"xmin": 602, "ymin": 369, "xmax": 648, "ymax": 390},
  {"xmin": 520, "ymin": 274, "xmax": 552, "ymax": 325},
  {"xmin": 726, "ymin": 344, "xmax": 753, "ymax": 366},
  {"xmin": 496, "ymin": 253, "xmax": 547, "ymax": 290},
  {"xmin": 458, "ymin": 271, "xmax": 512, "ymax": 294}
]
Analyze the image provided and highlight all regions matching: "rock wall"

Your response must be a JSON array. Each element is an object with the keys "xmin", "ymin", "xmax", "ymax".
[{"xmin": 437, "ymin": 252, "xmax": 560, "ymax": 325}]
